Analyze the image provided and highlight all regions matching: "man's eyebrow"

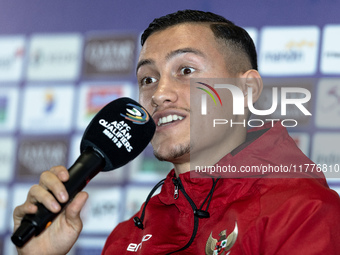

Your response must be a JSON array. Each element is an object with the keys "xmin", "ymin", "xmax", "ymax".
[
  {"xmin": 136, "ymin": 47, "xmax": 205, "ymax": 74},
  {"xmin": 136, "ymin": 59, "xmax": 154, "ymax": 74},
  {"xmin": 165, "ymin": 47, "xmax": 205, "ymax": 61}
]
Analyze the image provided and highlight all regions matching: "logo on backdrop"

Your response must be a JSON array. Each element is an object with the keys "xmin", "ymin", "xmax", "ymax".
[
  {"xmin": 83, "ymin": 34, "xmax": 136, "ymax": 77},
  {"xmin": 320, "ymin": 25, "xmax": 340, "ymax": 74},
  {"xmin": 0, "ymin": 96, "xmax": 8, "ymax": 123},
  {"xmin": 0, "ymin": 36, "xmax": 26, "ymax": 82},
  {"xmin": 17, "ymin": 138, "xmax": 69, "ymax": 179},
  {"xmin": 315, "ymin": 79, "xmax": 340, "ymax": 128},
  {"xmin": 26, "ymin": 34, "xmax": 82, "ymax": 81},
  {"xmin": 259, "ymin": 26, "xmax": 319, "ymax": 76}
]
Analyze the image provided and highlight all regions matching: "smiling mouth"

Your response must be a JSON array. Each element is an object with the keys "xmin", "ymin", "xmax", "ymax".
[{"xmin": 157, "ymin": 114, "xmax": 184, "ymax": 126}]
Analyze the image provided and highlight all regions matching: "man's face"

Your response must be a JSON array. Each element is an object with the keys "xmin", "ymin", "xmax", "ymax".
[{"xmin": 137, "ymin": 23, "xmax": 246, "ymax": 166}]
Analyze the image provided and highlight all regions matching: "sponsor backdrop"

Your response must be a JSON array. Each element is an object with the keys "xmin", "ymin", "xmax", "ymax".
[{"xmin": 0, "ymin": 0, "xmax": 340, "ymax": 254}]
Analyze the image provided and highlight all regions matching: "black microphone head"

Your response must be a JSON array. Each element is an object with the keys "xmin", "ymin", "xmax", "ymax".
[{"xmin": 80, "ymin": 97, "xmax": 155, "ymax": 172}]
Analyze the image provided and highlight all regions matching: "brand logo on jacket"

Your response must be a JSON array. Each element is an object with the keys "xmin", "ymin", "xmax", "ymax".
[
  {"xmin": 127, "ymin": 234, "xmax": 152, "ymax": 252},
  {"xmin": 205, "ymin": 222, "xmax": 238, "ymax": 255}
]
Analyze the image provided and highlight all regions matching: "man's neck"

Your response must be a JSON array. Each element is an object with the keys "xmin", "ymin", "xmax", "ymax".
[
  {"xmin": 172, "ymin": 130, "xmax": 247, "ymax": 177},
  {"xmin": 173, "ymin": 162, "xmax": 191, "ymax": 177}
]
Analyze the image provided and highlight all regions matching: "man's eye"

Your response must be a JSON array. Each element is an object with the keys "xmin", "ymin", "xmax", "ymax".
[
  {"xmin": 140, "ymin": 77, "xmax": 157, "ymax": 86},
  {"xmin": 180, "ymin": 67, "xmax": 195, "ymax": 75}
]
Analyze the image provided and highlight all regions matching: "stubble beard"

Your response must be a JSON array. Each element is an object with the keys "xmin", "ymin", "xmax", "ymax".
[{"xmin": 153, "ymin": 143, "xmax": 191, "ymax": 162}]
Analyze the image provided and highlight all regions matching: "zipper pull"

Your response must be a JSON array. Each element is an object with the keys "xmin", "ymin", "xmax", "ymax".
[
  {"xmin": 174, "ymin": 185, "xmax": 179, "ymax": 199},
  {"xmin": 172, "ymin": 179, "xmax": 179, "ymax": 200}
]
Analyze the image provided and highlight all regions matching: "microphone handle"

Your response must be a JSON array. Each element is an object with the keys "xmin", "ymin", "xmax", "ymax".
[{"xmin": 11, "ymin": 148, "xmax": 105, "ymax": 248}]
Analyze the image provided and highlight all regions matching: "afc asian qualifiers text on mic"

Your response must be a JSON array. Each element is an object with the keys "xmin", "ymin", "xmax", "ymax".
[{"xmin": 11, "ymin": 97, "xmax": 156, "ymax": 248}]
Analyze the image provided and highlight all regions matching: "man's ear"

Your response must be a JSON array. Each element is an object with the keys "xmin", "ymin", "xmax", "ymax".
[{"xmin": 239, "ymin": 69, "xmax": 263, "ymax": 108}]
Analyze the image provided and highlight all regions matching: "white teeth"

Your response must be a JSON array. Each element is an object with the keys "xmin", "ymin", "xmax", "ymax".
[
  {"xmin": 158, "ymin": 114, "xmax": 184, "ymax": 126},
  {"xmin": 167, "ymin": 115, "xmax": 172, "ymax": 123}
]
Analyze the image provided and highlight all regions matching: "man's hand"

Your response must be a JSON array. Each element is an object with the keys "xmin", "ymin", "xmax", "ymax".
[{"xmin": 13, "ymin": 166, "xmax": 88, "ymax": 255}]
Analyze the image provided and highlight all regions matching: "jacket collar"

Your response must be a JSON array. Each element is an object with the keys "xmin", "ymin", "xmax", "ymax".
[{"xmin": 157, "ymin": 122, "xmax": 326, "ymax": 208}]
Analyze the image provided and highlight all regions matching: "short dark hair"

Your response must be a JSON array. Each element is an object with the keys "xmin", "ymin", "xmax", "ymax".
[{"xmin": 141, "ymin": 9, "xmax": 258, "ymax": 72}]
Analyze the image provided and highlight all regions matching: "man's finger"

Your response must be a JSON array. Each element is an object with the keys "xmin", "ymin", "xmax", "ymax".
[
  {"xmin": 27, "ymin": 184, "xmax": 62, "ymax": 213},
  {"xmin": 66, "ymin": 191, "xmax": 89, "ymax": 219},
  {"xmin": 64, "ymin": 192, "xmax": 89, "ymax": 231},
  {"xmin": 49, "ymin": 166, "xmax": 69, "ymax": 182},
  {"xmin": 38, "ymin": 170, "xmax": 69, "ymax": 204}
]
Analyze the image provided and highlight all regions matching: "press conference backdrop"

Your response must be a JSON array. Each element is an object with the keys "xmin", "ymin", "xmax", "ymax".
[{"xmin": 0, "ymin": 0, "xmax": 340, "ymax": 254}]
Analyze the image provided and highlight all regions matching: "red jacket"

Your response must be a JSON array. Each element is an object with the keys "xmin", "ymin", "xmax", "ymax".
[{"xmin": 102, "ymin": 123, "xmax": 340, "ymax": 254}]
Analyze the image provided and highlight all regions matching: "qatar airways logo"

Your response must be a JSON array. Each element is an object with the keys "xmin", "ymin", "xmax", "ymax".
[{"xmin": 196, "ymin": 81, "xmax": 312, "ymax": 128}]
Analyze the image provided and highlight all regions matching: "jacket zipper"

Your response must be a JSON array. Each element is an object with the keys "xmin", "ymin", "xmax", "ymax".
[
  {"xmin": 174, "ymin": 182, "xmax": 179, "ymax": 199},
  {"xmin": 167, "ymin": 178, "xmax": 199, "ymax": 254}
]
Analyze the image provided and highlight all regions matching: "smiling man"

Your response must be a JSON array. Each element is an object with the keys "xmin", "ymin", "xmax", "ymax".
[
  {"xmin": 137, "ymin": 20, "xmax": 262, "ymax": 176},
  {"xmin": 13, "ymin": 10, "xmax": 340, "ymax": 255}
]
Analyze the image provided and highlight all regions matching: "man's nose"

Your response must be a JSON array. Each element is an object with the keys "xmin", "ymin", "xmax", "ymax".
[{"xmin": 151, "ymin": 77, "xmax": 178, "ymax": 107}]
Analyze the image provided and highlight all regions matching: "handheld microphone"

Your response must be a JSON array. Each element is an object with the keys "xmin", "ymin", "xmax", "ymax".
[{"xmin": 11, "ymin": 97, "xmax": 155, "ymax": 247}]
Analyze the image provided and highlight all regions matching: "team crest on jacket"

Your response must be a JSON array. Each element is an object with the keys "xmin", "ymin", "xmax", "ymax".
[{"xmin": 205, "ymin": 222, "xmax": 238, "ymax": 255}]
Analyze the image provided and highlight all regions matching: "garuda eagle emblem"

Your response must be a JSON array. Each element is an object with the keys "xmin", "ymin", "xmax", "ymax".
[{"xmin": 205, "ymin": 222, "xmax": 238, "ymax": 255}]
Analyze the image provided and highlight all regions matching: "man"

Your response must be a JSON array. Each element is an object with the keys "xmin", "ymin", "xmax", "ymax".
[{"xmin": 13, "ymin": 10, "xmax": 340, "ymax": 254}]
